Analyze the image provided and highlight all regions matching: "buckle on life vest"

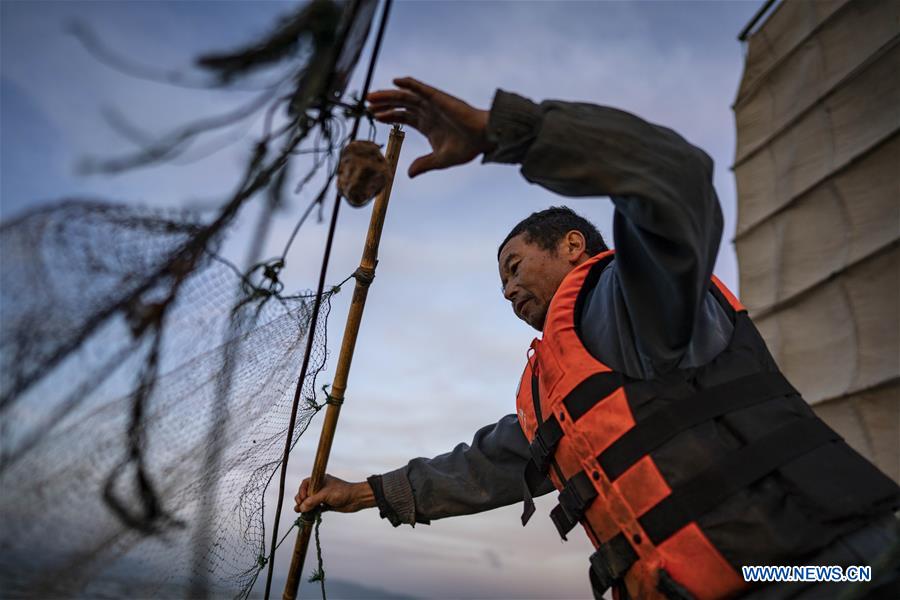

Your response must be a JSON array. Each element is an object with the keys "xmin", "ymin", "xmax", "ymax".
[
  {"xmin": 588, "ymin": 533, "xmax": 638, "ymax": 597},
  {"xmin": 520, "ymin": 416, "xmax": 563, "ymax": 526},
  {"xmin": 528, "ymin": 415, "xmax": 564, "ymax": 473},
  {"xmin": 550, "ymin": 470, "xmax": 598, "ymax": 540}
]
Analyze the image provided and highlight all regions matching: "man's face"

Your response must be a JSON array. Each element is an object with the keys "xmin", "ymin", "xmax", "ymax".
[{"xmin": 498, "ymin": 232, "xmax": 587, "ymax": 331}]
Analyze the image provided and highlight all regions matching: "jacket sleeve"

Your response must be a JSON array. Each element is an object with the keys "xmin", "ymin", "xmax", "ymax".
[
  {"xmin": 485, "ymin": 90, "xmax": 724, "ymax": 374},
  {"xmin": 371, "ymin": 414, "xmax": 554, "ymax": 526},
  {"xmin": 371, "ymin": 90, "xmax": 723, "ymax": 525}
]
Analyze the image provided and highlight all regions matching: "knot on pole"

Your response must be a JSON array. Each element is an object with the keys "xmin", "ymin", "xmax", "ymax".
[
  {"xmin": 321, "ymin": 384, "xmax": 343, "ymax": 407},
  {"xmin": 352, "ymin": 266, "xmax": 375, "ymax": 286},
  {"xmin": 300, "ymin": 510, "xmax": 319, "ymax": 523}
]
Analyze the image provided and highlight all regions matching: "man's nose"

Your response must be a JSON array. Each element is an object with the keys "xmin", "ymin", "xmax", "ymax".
[{"xmin": 503, "ymin": 281, "xmax": 517, "ymax": 303}]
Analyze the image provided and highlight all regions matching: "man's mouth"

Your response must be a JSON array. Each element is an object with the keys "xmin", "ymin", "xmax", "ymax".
[{"xmin": 515, "ymin": 298, "xmax": 530, "ymax": 315}]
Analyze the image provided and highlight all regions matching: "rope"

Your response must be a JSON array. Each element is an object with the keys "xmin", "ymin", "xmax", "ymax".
[
  {"xmin": 308, "ymin": 512, "xmax": 327, "ymax": 599},
  {"xmin": 257, "ymin": 520, "xmax": 300, "ymax": 568},
  {"xmin": 280, "ymin": 176, "xmax": 335, "ymax": 260},
  {"xmin": 277, "ymin": 518, "xmax": 303, "ymax": 552},
  {"xmin": 209, "ymin": 252, "xmax": 356, "ymax": 303},
  {"xmin": 321, "ymin": 384, "xmax": 343, "ymax": 407},
  {"xmin": 242, "ymin": 259, "xmax": 286, "ymax": 298},
  {"xmin": 331, "ymin": 271, "xmax": 356, "ymax": 293},
  {"xmin": 254, "ymin": 513, "xmax": 328, "ymax": 598},
  {"xmin": 303, "ymin": 384, "xmax": 343, "ymax": 412}
]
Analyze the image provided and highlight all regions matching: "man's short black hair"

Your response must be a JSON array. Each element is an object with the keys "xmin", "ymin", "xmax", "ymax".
[{"xmin": 498, "ymin": 206, "xmax": 608, "ymax": 259}]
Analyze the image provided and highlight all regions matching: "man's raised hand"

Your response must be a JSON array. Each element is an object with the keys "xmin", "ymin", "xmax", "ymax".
[
  {"xmin": 366, "ymin": 77, "xmax": 494, "ymax": 178},
  {"xmin": 294, "ymin": 474, "xmax": 376, "ymax": 514}
]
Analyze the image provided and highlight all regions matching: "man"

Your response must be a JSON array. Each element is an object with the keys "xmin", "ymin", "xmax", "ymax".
[{"xmin": 295, "ymin": 78, "xmax": 899, "ymax": 598}]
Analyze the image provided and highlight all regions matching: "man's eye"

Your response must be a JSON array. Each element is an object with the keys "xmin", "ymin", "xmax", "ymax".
[{"xmin": 511, "ymin": 262, "xmax": 519, "ymax": 275}]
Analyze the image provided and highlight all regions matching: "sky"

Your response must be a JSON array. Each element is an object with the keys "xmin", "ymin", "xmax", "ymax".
[{"xmin": 1, "ymin": 0, "xmax": 766, "ymax": 598}]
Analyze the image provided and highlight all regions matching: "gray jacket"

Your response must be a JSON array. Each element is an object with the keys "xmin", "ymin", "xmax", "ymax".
[{"xmin": 370, "ymin": 89, "xmax": 732, "ymax": 527}]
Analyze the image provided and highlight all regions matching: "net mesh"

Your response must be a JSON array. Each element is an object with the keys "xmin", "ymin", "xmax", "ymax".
[
  {"xmin": 0, "ymin": 0, "xmax": 381, "ymax": 596},
  {"xmin": 0, "ymin": 200, "xmax": 336, "ymax": 598}
]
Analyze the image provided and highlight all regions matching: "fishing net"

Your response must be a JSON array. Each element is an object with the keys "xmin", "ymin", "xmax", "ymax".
[
  {"xmin": 0, "ymin": 201, "xmax": 335, "ymax": 598},
  {"xmin": 0, "ymin": 0, "xmax": 383, "ymax": 597}
]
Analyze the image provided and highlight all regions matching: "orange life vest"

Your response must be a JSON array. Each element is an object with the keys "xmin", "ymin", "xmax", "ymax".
[{"xmin": 515, "ymin": 250, "xmax": 899, "ymax": 600}]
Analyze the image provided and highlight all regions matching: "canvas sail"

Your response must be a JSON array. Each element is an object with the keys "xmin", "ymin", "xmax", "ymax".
[{"xmin": 733, "ymin": 0, "xmax": 899, "ymax": 482}]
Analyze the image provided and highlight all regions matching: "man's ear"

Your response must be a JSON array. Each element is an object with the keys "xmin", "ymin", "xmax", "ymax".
[{"xmin": 563, "ymin": 230, "xmax": 588, "ymax": 263}]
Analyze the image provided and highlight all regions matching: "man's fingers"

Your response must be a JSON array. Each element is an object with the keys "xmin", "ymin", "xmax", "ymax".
[
  {"xmin": 297, "ymin": 478, "xmax": 309, "ymax": 501},
  {"xmin": 372, "ymin": 109, "xmax": 420, "ymax": 129},
  {"xmin": 393, "ymin": 77, "xmax": 439, "ymax": 99},
  {"xmin": 298, "ymin": 489, "xmax": 328, "ymax": 513},
  {"xmin": 409, "ymin": 153, "xmax": 439, "ymax": 178},
  {"xmin": 294, "ymin": 478, "xmax": 311, "ymax": 512},
  {"xmin": 366, "ymin": 89, "xmax": 423, "ymax": 110}
]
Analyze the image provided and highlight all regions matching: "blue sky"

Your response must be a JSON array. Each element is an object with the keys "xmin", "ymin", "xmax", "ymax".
[{"xmin": 1, "ymin": 1, "xmax": 765, "ymax": 597}]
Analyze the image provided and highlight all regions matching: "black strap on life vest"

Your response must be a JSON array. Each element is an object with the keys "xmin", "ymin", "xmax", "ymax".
[
  {"xmin": 521, "ymin": 372, "xmax": 606, "ymax": 554},
  {"xmin": 522, "ymin": 368, "xmax": 621, "ymax": 527},
  {"xmin": 599, "ymin": 371, "xmax": 798, "ymax": 481},
  {"xmin": 638, "ymin": 417, "xmax": 840, "ymax": 545},
  {"xmin": 562, "ymin": 371, "xmax": 624, "ymax": 420},
  {"xmin": 550, "ymin": 470, "xmax": 599, "ymax": 540},
  {"xmin": 521, "ymin": 373, "xmax": 562, "ymax": 525},
  {"xmin": 529, "ymin": 415, "xmax": 564, "ymax": 473},
  {"xmin": 588, "ymin": 532, "xmax": 639, "ymax": 598},
  {"xmin": 520, "ymin": 412, "xmax": 564, "ymax": 525},
  {"xmin": 524, "ymin": 367, "xmax": 611, "ymax": 524},
  {"xmin": 520, "ymin": 463, "xmax": 540, "ymax": 525}
]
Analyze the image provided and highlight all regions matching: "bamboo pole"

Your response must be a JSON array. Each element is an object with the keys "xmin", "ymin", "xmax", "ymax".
[{"xmin": 282, "ymin": 125, "xmax": 405, "ymax": 600}]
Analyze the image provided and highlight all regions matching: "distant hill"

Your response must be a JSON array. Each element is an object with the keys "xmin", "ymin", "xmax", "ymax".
[{"xmin": 293, "ymin": 577, "xmax": 418, "ymax": 600}]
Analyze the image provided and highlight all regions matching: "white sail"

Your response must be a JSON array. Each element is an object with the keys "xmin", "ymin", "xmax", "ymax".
[{"xmin": 734, "ymin": 0, "xmax": 899, "ymax": 482}]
